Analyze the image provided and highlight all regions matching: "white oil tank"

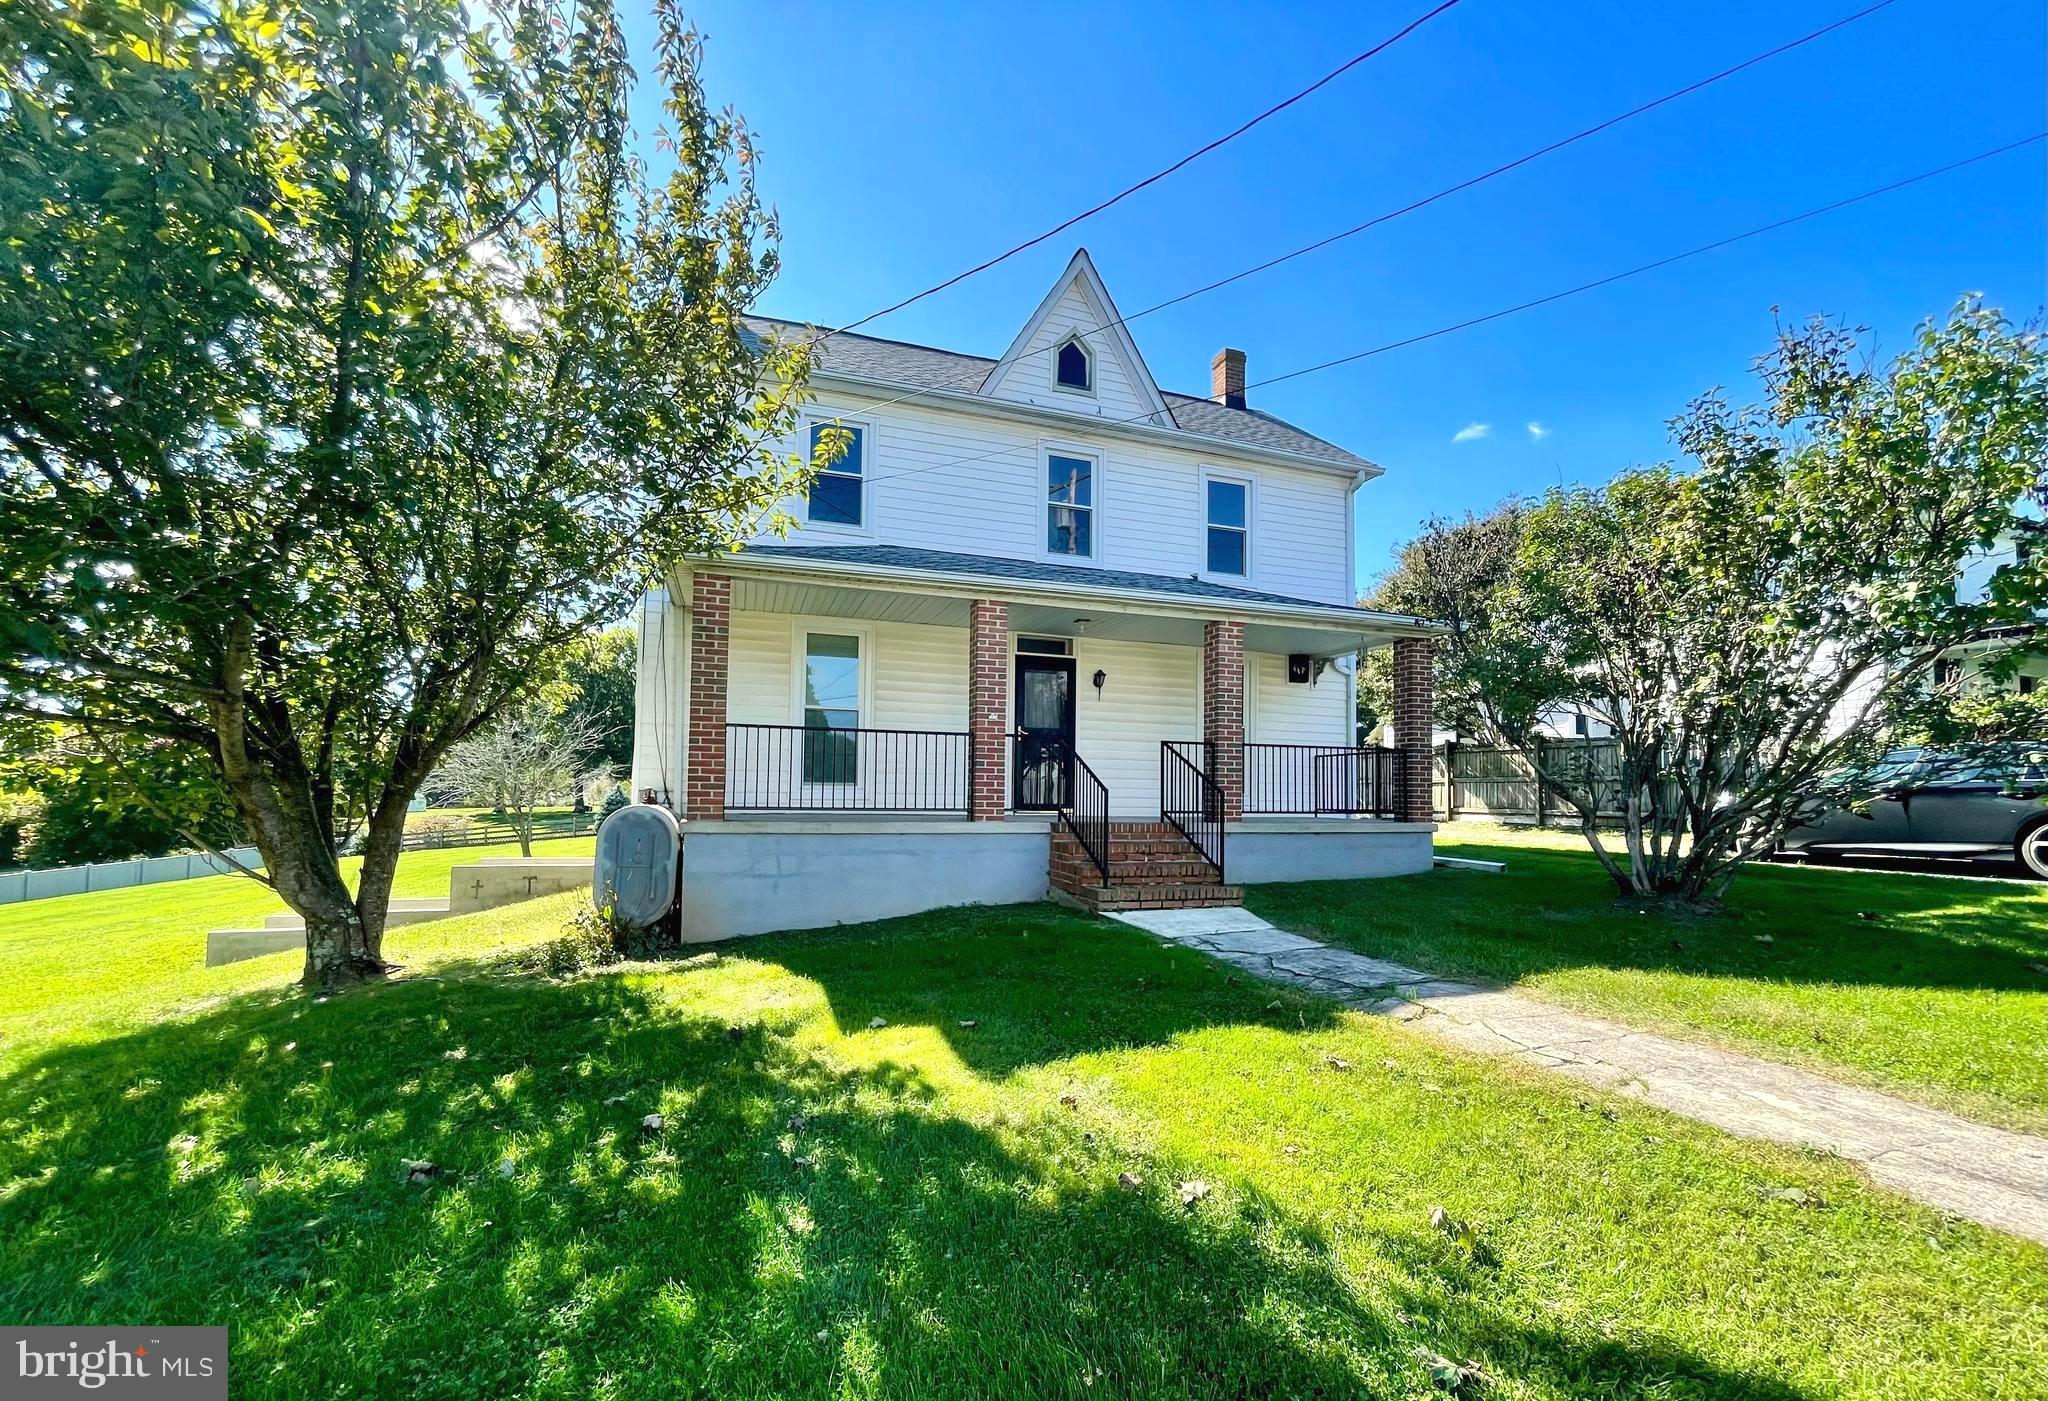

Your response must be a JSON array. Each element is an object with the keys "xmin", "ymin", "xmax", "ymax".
[{"xmin": 594, "ymin": 803, "xmax": 681, "ymax": 930}]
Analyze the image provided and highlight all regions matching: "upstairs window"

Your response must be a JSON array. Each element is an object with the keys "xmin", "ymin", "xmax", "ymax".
[
  {"xmin": 806, "ymin": 421, "xmax": 864, "ymax": 527},
  {"xmin": 1054, "ymin": 337, "xmax": 1093, "ymax": 393},
  {"xmin": 1206, "ymin": 476, "xmax": 1249, "ymax": 576},
  {"xmin": 1047, "ymin": 452, "xmax": 1094, "ymax": 558}
]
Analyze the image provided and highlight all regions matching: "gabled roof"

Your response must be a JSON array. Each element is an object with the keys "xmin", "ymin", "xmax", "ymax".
[
  {"xmin": 976, "ymin": 249, "xmax": 1174, "ymax": 426},
  {"xmin": 742, "ymin": 316, "xmax": 1372, "ymax": 471}
]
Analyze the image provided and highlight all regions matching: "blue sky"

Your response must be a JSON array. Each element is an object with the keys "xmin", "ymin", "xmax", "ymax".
[{"xmin": 617, "ymin": 0, "xmax": 2045, "ymax": 594}]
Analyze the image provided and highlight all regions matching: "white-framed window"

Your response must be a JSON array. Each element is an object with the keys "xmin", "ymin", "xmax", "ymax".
[
  {"xmin": 803, "ymin": 417, "xmax": 868, "ymax": 531},
  {"xmin": 1202, "ymin": 469, "xmax": 1252, "ymax": 579},
  {"xmin": 1053, "ymin": 335, "xmax": 1093, "ymax": 395},
  {"xmin": 795, "ymin": 625, "xmax": 867, "ymax": 785},
  {"xmin": 1044, "ymin": 447, "xmax": 1097, "ymax": 560}
]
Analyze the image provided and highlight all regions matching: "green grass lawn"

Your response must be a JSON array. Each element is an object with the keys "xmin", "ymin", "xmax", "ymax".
[
  {"xmin": 0, "ymin": 890, "xmax": 2041, "ymax": 1398},
  {"xmin": 1246, "ymin": 823, "xmax": 2048, "ymax": 1132},
  {"xmin": 0, "ymin": 836, "xmax": 594, "ymax": 1066}
]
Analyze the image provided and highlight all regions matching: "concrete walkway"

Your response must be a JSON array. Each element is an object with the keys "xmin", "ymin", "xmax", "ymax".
[{"xmin": 1110, "ymin": 906, "xmax": 2048, "ymax": 1246}]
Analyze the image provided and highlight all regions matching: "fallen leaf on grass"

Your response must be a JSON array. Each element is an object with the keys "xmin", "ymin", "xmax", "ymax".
[
  {"xmin": 867, "ymin": 1016, "xmax": 887, "ymax": 1030},
  {"xmin": 1117, "ymin": 1171, "xmax": 1143, "ymax": 1191},
  {"xmin": 1763, "ymin": 1186, "xmax": 1823, "ymax": 1208},
  {"xmin": 1059, "ymin": 1094, "xmax": 1078, "ymax": 1110},
  {"xmin": 1178, "ymin": 1180, "xmax": 1210, "ymax": 1208},
  {"xmin": 957, "ymin": 1019, "xmax": 978, "ymax": 1029},
  {"xmin": 399, "ymin": 1159, "xmax": 440, "ymax": 1185},
  {"xmin": 1415, "ymin": 1348, "xmax": 1489, "ymax": 1394},
  {"xmin": 1326, "ymin": 1056, "xmax": 1353, "ymax": 1072}
]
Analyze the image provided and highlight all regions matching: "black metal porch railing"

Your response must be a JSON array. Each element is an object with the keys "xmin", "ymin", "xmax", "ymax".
[
  {"xmin": 1243, "ymin": 743, "xmax": 1405, "ymax": 817},
  {"xmin": 1055, "ymin": 736, "xmax": 1112, "ymax": 885},
  {"xmin": 724, "ymin": 724, "xmax": 970, "ymax": 813},
  {"xmin": 1160, "ymin": 741, "xmax": 1226, "ymax": 880}
]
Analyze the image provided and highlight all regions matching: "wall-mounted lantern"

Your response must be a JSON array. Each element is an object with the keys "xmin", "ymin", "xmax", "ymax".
[{"xmin": 1092, "ymin": 669, "xmax": 1108, "ymax": 697}]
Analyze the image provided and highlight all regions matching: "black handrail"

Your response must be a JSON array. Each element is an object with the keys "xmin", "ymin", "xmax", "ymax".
[
  {"xmin": 1243, "ymin": 743, "xmax": 1404, "ymax": 816},
  {"xmin": 1160, "ymin": 742, "xmax": 1226, "ymax": 881},
  {"xmin": 1055, "ymin": 737, "xmax": 1112, "ymax": 885},
  {"xmin": 725, "ymin": 723, "xmax": 970, "ymax": 812}
]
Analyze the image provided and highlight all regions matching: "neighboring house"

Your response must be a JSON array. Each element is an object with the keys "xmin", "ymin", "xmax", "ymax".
[
  {"xmin": 1935, "ymin": 526, "xmax": 2046, "ymax": 700},
  {"xmin": 630, "ymin": 250, "xmax": 1440, "ymax": 939}
]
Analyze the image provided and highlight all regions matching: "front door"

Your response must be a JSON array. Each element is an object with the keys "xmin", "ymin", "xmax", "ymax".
[{"xmin": 1013, "ymin": 656, "xmax": 1076, "ymax": 810}]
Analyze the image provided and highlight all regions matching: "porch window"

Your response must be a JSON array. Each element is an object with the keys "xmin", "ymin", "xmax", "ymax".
[
  {"xmin": 801, "ymin": 632, "xmax": 861, "ymax": 783},
  {"xmin": 1047, "ymin": 453, "xmax": 1094, "ymax": 558},
  {"xmin": 1206, "ymin": 477, "xmax": 1248, "ymax": 576},
  {"xmin": 806, "ymin": 422, "xmax": 864, "ymax": 528}
]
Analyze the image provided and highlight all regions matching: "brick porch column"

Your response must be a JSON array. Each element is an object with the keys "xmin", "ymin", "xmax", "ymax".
[
  {"xmin": 968, "ymin": 599, "xmax": 1010, "ymax": 820},
  {"xmin": 685, "ymin": 572, "xmax": 731, "ymax": 821},
  {"xmin": 1392, "ymin": 636, "xmax": 1435, "ymax": 823},
  {"xmin": 1202, "ymin": 619, "xmax": 1245, "ymax": 822}
]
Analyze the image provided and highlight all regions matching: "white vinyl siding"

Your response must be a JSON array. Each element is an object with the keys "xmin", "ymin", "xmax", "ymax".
[
  {"xmin": 987, "ymin": 278, "xmax": 1153, "ymax": 420},
  {"xmin": 755, "ymin": 394, "xmax": 1355, "ymax": 606},
  {"xmin": 1249, "ymin": 651, "xmax": 1353, "ymax": 745},
  {"xmin": 1072, "ymin": 637, "xmax": 1202, "ymax": 818}
]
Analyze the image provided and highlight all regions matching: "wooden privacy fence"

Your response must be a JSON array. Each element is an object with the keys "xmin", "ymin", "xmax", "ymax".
[{"xmin": 1434, "ymin": 738, "xmax": 1627, "ymax": 822}]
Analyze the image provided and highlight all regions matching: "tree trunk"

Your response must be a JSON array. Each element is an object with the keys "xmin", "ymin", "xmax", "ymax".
[{"xmin": 351, "ymin": 788, "xmax": 417, "ymax": 970}]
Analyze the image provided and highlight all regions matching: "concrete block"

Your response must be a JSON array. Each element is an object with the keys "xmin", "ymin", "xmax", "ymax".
[
  {"xmin": 448, "ymin": 858, "xmax": 593, "ymax": 915},
  {"xmin": 206, "ymin": 927, "xmax": 301, "ymax": 967},
  {"xmin": 1227, "ymin": 824, "xmax": 1435, "ymax": 884}
]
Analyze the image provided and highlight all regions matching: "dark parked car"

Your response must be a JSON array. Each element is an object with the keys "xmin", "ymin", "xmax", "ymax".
[{"xmin": 1781, "ymin": 744, "xmax": 2048, "ymax": 877}]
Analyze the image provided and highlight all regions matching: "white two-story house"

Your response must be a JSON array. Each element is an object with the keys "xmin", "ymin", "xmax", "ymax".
[{"xmin": 629, "ymin": 251, "xmax": 1441, "ymax": 939}]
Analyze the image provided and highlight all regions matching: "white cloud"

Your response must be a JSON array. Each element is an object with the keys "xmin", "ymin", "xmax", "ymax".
[
  {"xmin": 1526, "ymin": 421, "xmax": 1551, "ymax": 440},
  {"xmin": 1451, "ymin": 422, "xmax": 1491, "ymax": 443}
]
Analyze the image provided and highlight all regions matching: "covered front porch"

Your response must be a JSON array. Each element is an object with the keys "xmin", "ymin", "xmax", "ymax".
[{"xmin": 630, "ymin": 550, "xmax": 1440, "ymax": 936}]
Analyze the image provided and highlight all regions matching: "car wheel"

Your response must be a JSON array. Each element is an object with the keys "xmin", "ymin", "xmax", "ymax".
[{"xmin": 2019, "ymin": 821, "xmax": 2048, "ymax": 880}]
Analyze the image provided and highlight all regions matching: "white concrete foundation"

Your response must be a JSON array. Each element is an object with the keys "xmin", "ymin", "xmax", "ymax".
[
  {"xmin": 679, "ymin": 820, "xmax": 1053, "ymax": 941},
  {"xmin": 1224, "ymin": 819, "xmax": 1435, "ymax": 884}
]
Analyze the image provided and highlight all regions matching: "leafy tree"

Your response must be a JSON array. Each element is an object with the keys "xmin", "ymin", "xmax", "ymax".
[
  {"xmin": 425, "ymin": 701, "xmax": 604, "ymax": 856},
  {"xmin": 0, "ymin": 0, "xmax": 814, "ymax": 984},
  {"xmin": 1396, "ymin": 300, "xmax": 2045, "ymax": 904},
  {"xmin": 1, "ymin": 727, "xmax": 247, "ymax": 868},
  {"xmin": 557, "ymin": 626, "xmax": 637, "ymax": 774}
]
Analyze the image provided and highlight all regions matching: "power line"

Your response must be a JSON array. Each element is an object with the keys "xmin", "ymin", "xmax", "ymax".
[
  {"xmin": 802, "ymin": 0, "xmax": 1903, "ymax": 431},
  {"xmin": 820, "ymin": 0, "xmax": 1467, "ymax": 342},
  {"xmin": 841, "ymin": 133, "xmax": 2041, "ymax": 492}
]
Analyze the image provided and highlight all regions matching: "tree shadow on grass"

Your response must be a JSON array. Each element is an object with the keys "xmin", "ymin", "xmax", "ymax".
[
  {"xmin": 1246, "ymin": 842, "xmax": 2048, "ymax": 996},
  {"xmin": 0, "ymin": 942, "xmax": 1816, "ymax": 1400}
]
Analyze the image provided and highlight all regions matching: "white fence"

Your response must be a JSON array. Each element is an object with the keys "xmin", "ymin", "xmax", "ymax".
[{"xmin": 0, "ymin": 847, "xmax": 265, "ymax": 905}]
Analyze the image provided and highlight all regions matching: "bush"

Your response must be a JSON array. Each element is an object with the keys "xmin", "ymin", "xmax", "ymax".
[
  {"xmin": 410, "ymin": 812, "xmax": 474, "ymax": 849},
  {"xmin": 598, "ymin": 786, "xmax": 629, "ymax": 820},
  {"xmin": 540, "ymin": 902, "xmax": 630, "ymax": 976}
]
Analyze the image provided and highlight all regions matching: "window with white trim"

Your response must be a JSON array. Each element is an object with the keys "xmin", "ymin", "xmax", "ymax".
[
  {"xmin": 805, "ymin": 421, "xmax": 864, "ymax": 528},
  {"xmin": 1205, "ymin": 476, "xmax": 1249, "ymax": 577},
  {"xmin": 1046, "ymin": 452, "xmax": 1095, "ymax": 558},
  {"xmin": 1054, "ymin": 337, "xmax": 1093, "ymax": 393},
  {"xmin": 801, "ymin": 632, "xmax": 861, "ymax": 783}
]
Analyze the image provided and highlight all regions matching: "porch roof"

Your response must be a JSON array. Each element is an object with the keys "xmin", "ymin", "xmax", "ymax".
[{"xmin": 701, "ymin": 544, "xmax": 1443, "ymax": 654}]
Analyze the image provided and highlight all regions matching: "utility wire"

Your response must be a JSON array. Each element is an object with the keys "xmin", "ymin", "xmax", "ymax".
[
  {"xmin": 800, "ymin": 0, "xmax": 1903, "ymax": 431},
  {"xmin": 820, "ymin": 0, "xmax": 1466, "ymax": 342},
  {"xmin": 841, "ymin": 133, "xmax": 2042, "ymax": 492}
]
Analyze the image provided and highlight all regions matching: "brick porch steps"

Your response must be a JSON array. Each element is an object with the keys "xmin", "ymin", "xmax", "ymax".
[{"xmin": 1050, "ymin": 820, "xmax": 1241, "ymax": 913}]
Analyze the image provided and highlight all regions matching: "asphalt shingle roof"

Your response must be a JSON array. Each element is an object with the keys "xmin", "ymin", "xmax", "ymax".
[
  {"xmin": 743, "ymin": 316, "xmax": 1370, "ymax": 470},
  {"xmin": 734, "ymin": 544, "xmax": 1422, "ymax": 623}
]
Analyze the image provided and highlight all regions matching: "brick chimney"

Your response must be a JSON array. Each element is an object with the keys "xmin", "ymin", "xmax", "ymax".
[{"xmin": 1210, "ymin": 347, "xmax": 1246, "ymax": 410}]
